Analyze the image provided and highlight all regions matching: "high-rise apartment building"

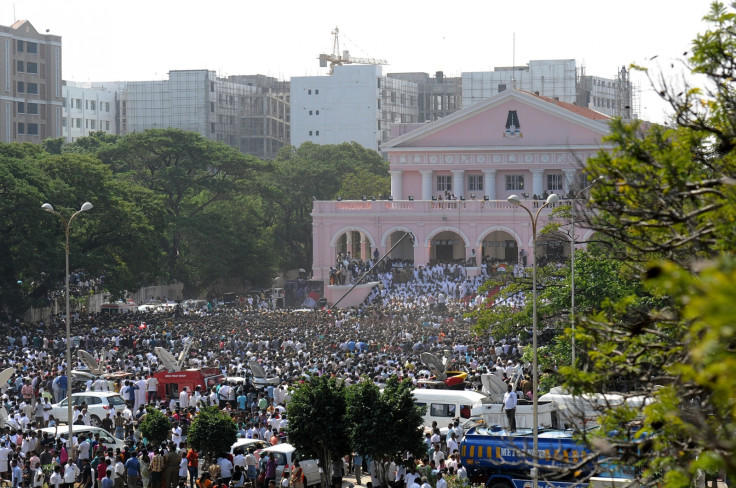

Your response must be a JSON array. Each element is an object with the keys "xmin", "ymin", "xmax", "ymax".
[
  {"xmin": 0, "ymin": 20, "xmax": 62, "ymax": 142},
  {"xmin": 290, "ymin": 64, "xmax": 418, "ymax": 152},
  {"xmin": 93, "ymin": 70, "xmax": 290, "ymax": 160}
]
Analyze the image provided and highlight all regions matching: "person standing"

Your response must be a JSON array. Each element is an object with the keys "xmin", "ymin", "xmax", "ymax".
[
  {"xmin": 164, "ymin": 444, "xmax": 182, "ymax": 488},
  {"xmin": 289, "ymin": 460, "xmax": 303, "ymax": 488},
  {"xmin": 186, "ymin": 449, "xmax": 198, "ymax": 488},
  {"xmin": 146, "ymin": 376, "xmax": 159, "ymax": 406},
  {"xmin": 124, "ymin": 453, "xmax": 141, "ymax": 488},
  {"xmin": 502, "ymin": 383, "xmax": 518, "ymax": 433}
]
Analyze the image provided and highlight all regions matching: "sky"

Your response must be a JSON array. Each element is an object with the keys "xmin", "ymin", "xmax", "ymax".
[{"xmin": 4, "ymin": 0, "xmax": 717, "ymax": 123}]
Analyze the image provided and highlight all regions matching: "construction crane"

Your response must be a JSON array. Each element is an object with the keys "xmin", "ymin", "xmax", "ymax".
[{"xmin": 318, "ymin": 27, "xmax": 388, "ymax": 75}]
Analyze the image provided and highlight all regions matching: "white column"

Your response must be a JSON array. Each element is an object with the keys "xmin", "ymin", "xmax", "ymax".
[
  {"xmin": 531, "ymin": 169, "xmax": 544, "ymax": 197},
  {"xmin": 390, "ymin": 170, "xmax": 403, "ymax": 200},
  {"xmin": 420, "ymin": 170, "xmax": 433, "ymax": 201},
  {"xmin": 563, "ymin": 169, "xmax": 577, "ymax": 196},
  {"xmin": 451, "ymin": 169, "xmax": 465, "ymax": 199},
  {"xmin": 483, "ymin": 169, "xmax": 496, "ymax": 200}
]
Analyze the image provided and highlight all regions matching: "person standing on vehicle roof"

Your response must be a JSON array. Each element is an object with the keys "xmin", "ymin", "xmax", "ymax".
[{"xmin": 502, "ymin": 383, "xmax": 517, "ymax": 433}]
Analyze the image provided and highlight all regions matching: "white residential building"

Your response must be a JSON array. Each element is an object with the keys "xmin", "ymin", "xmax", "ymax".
[
  {"xmin": 61, "ymin": 81, "xmax": 116, "ymax": 141},
  {"xmin": 290, "ymin": 64, "xmax": 417, "ymax": 152}
]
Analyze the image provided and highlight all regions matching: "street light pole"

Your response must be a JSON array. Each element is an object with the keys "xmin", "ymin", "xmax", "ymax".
[
  {"xmin": 507, "ymin": 193, "xmax": 560, "ymax": 488},
  {"xmin": 42, "ymin": 201, "xmax": 93, "ymax": 459}
]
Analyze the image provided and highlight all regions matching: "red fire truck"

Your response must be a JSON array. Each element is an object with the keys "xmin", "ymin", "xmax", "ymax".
[{"xmin": 153, "ymin": 367, "xmax": 224, "ymax": 401}]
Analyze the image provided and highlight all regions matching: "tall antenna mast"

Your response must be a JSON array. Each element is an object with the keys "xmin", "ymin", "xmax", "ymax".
[{"xmin": 512, "ymin": 33, "xmax": 516, "ymax": 89}]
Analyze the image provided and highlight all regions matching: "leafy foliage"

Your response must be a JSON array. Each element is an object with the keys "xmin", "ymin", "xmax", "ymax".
[
  {"xmin": 187, "ymin": 406, "xmax": 237, "ymax": 464},
  {"xmin": 345, "ymin": 377, "xmax": 425, "ymax": 488},
  {"xmin": 286, "ymin": 376, "xmax": 350, "ymax": 479},
  {"xmin": 139, "ymin": 407, "xmax": 172, "ymax": 447}
]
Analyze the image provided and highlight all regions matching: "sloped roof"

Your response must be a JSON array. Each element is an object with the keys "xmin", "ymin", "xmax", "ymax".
[{"xmin": 521, "ymin": 90, "xmax": 611, "ymax": 120}]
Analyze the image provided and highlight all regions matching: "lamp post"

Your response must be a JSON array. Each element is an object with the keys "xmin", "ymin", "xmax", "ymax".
[
  {"xmin": 569, "ymin": 177, "xmax": 601, "ymax": 369},
  {"xmin": 507, "ymin": 192, "xmax": 560, "ymax": 488},
  {"xmin": 42, "ymin": 201, "xmax": 93, "ymax": 459}
]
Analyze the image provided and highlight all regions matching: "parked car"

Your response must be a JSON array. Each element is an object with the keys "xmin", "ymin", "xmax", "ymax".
[
  {"xmin": 39, "ymin": 425, "xmax": 126, "ymax": 452},
  {"xmin": 50, "ymin": 392, "xmax": 126, "ymax": 426},
  {"xmin": 230, "ymin": 438, "xmax": 268, "ymax": 455},
  {"xmin": 258, "ymin": 443, "xmax": 322, "ymax": 487}
]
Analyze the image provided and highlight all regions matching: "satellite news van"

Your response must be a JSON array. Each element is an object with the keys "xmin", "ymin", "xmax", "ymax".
[{"xmin": 152, "ymin": 344, "xmax": 224, "ymax": 402}]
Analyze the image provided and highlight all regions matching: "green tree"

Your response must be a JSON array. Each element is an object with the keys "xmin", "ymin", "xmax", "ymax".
[
  {"xmin": 99, "ymin": 128, "xmax": 273, "ymax": 292},
  {"xmin": 286, "ymin": 376, "xmax": 350, "ymax": 485},
  {"xmin": 266, "ymin": 142, "xmax": 389, "ymax": 270},
  {"xmin": 345, "ymin": 377, "xmax": 425, "ymax": 488},
  {"xmin": 139, "ymin": 407, "xmax": 172, "ymax": 446},
  {"xmin": 557, "ymin": 3, "xmax": 736, "ymax": 486},
  {"xmin": 187, "ymin": 407, "xmax": 237, "ymax": 464}
]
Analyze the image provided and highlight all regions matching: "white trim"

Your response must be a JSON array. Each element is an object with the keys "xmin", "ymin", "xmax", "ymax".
[
  {"xmin": 329, "ymin": 226, "xmax": 377, "ymax": 248},
  {"xmin": 382, "ymin": 89, "xmax": 610, "ymax": 149},
  {"xmin": 380, "ymin": 227, "xmax": 417, "ymax": 248},
  {"xmin": 423, "ymin": 226, "xmax": 471, "ymax": 248},
  {"xmin": 475, "ymin": 226, "xmax": 524, "ymax": 247}
]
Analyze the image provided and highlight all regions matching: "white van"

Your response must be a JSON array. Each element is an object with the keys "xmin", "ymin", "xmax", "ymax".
[{"xmin": 412, "ymin": 389, "xmax": 486, "ymax": 435}]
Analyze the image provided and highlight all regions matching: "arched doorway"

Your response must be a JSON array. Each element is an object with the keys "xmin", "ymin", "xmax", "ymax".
[
  {"xmin": 333, "ymin": 229, "xmax": 375, "ymax": 263},
  {"xmin": 537, "ymin": 231, "xmax": 571, "ymax": 266},
  {"xmin": 429, "ymin": 230, "xmax": 467, "ymax": 264},
  {"xmin": 481, "ymin": 230, "xmax": 519, "ymax": 265},
  {"xmin": 385, "ymin": 230, "xmax": 414, "ymax": 264}
]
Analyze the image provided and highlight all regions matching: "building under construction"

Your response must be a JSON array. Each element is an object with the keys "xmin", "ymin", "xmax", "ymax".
[
  {"xmin": 95, "ymin": 70, "xmax": 290, "ymax": 160},
  {"xmin": 388, "ymin": 71, "xmax": 462, "ymax": 123}
]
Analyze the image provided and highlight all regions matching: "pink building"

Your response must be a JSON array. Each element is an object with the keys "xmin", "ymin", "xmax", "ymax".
[{"xmin": 312, "ymin": 89, "xmax": 611, "ymax": 299}]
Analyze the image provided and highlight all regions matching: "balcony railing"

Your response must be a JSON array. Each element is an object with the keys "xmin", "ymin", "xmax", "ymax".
[{"xmin": 313, "ymin": 199, "xmax": 569, "ymax": 214}]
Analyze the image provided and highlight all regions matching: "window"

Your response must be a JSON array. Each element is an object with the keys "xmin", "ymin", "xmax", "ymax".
[
  {"xmin": 429, "ymin": 403, "xmax": 456, "ymax": 418},
  {"xmin": 17, "ymin": 102, "xmax": 25, "ymax": 114},
  {"xmin": 17, "ymin": 81, "xmax": 24, "ymax": 93},
  {"xmin": 90, "ymin": 120, "xmax": 96, "ymax": 130},
  {"xmin": 27, "ymin": 123, "xmax": 39, "ymax": 135},
  {"xmin": 106, "ymin": 102, "xmax": 110, "ymax": 112},
  {"xmin": 468, "ymin": 175, "xmax": 483, "ymax": 191},
  {"xmin": 307, "ymin": 89, "xmax": 311, "ymax": 95},
  {"xmin": 62, "ymin": 98, "xmax": 66, "ymax": 108},
  {"xmin": 17, "ymin": 40, "xmax": 23, "ymax": 52},
  {"xmin": 27, "ymin": 83, "xmax": 38, "ymax": 94},
  {"xmin": 89, "ymin": 101, "xmax": 96, "ymax": 110},
  {"xmin": 315, "ymin": 130, "xmax": 319, "ymax": 136},
  {"xmin": 16, "ymin": 60, "xmax": 24, "ymax": 72},
  {"xmin": 85, "ymin": 119, "xmax": 89, "ymax": 129},
  {"xmin": 85, "ymin": 100, "xmax": 89, "ymax": 110},
  {"xmin": 316, "ymin": 110, "xmax": 319, "ymax": 115},
  {"xmin": 210, "ymin": 102, "xmax": 214, "ymax": 113},
  {"xmin": 27, "ymin": 103, "xmax": 38, "ymax": 115},
  {"xmin": 210, "ymin": 123, "xmax": 215, "ymax": 133},
  {"xmin": 498, "ymin": 83, "xmax": 507, "ymax": 93},
  {"xmin": 506, "ymin": 175, "xmax": 525, "ymax": 191},
  {"xmin": 62, "ymin": 118, "xmax": 67, "ymax": 128},
  {"xmin": 17, "ymin": 123, "xmax": 24, "ymax": 134},
  {"xmin": 106, "ymin": 121, "xmax": 110, "ymax": 130},
  {"xmin": 74, "ymin": 118, "xmax": 81, "ymax": 128},
  {"xmin": 308, "ymin": 130, "xmax": 313, "ymax": 136},
  {"xmin": 308, "ymin": 110, "xmax": 312, "ymax": 115},
  {"xmin": 76, "ymin": 99, "xmax": 82, "ymax": 109},
  {"xmin": 315, "ymin": 89, "xmax": 319, "ymax": 94},
  {"xmin": 26, "ymin": 42, "xmax": 38, "ymax": 54},
  {"xmin": 437, "ymin": 175, "xmax": 452, "ymax": 192},
  {"xmin": 547, "ymin": 173, "xmax": 563, "ymax": 191},
  {"xmin": 26, "ymin": 62, "xmax": 37, "ymax": 74}
]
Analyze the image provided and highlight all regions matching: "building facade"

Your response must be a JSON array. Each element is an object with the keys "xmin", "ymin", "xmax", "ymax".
[
  {"xmin": 61, "ymin": 81, "xmax": 116, "ymax": 141},
  {"xmin": 311, "ymin": 89, "xmax": 612, "ymax": 288},
  {"xmin": 388, "ymin": 71, "xmax": 462, "ymax": 123},
  {"xmin": 291, "ymin": 64, "xmax": 418, "ymax": 152},
  {"xmin": 93, "ymin": 70, "xmax": 290, "ymax": 160},
  {"xmin": 0, "ymin": 20, "xmax": 62, "ymax": 143}
]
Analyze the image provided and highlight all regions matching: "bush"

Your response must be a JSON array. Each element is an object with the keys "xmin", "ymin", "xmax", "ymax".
[
  {"xmin": 187, "ymin": 407, "xmax": 237, "ymax": 464},
  {"xmin": 139, "ymin": 407, "xmax": 172, "ymax": 447}
]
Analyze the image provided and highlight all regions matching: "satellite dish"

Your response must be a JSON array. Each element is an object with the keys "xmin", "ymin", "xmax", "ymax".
[
  {"xmin": 177, "ymin": 339, "xmax": 193, "ymax": 370},
  {"xmin": 78, "ymin": 350, "xmax": 104, "ymax": 375},
  {"xmin": 248, "ymin": 360, "xmax": 267, "ymax": 379},
  {"xmin": 420, "ymin": 352, "xmax": 447, "ymax": 381},
  {"xmin": 155, "ymin": 347, "xmax": 181, "ymax": 372},
  {"xmin": 0, "ymin": 368, "xmax": 16, "ymax": 393},
  {"xmin": 480, "ymin": 373, "xmax": 507, "ymax": 400}
]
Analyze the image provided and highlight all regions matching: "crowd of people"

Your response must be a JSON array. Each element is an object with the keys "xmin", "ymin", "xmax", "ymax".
[{"xmin": 0, "ymin": 261, "xmax": 533, "ymax": 488}]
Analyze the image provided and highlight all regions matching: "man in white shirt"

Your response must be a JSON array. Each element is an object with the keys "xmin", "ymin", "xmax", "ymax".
[
  {"xmin": 178, "ymin": 388, "xmax": 190, "ymax": 409},
  {"xmin": 146, "ymin": 376, "xmax": 159, "ymax": 405},
  {"xmin": 502, "ymin": 383, "xmax": 518, "ymax": 433}
]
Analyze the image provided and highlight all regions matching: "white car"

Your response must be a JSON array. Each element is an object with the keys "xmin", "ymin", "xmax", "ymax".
[
  {"xmin": 230, "ymin": 438, "xmax": 269, "ymax": 455},
  {"xmin": 50, "ymin": 392, "xmax": 126, "ymax": 426},
  {"xmin": 259, "ymin": 443, "xmax": 322, "ymax": 487},
  {"xmin": 39, "ymin": 425, "xmax": 126, "ymax": 453}
]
